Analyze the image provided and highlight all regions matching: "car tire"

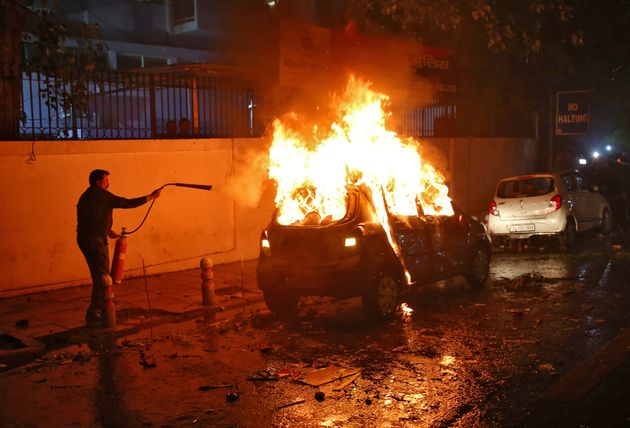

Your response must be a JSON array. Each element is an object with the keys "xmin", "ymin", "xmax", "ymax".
[
  {"xmin": 465, "ymin": 245, "xmax": 490, "ymax": 288},
  {"xmin": 600, "ymin": 208, "xmax": 612, "ymax": 235},
  {"xmin": 363, "ymin": 274, "xmax": 400, "ymax": 321},
  {"xmin": 558, "ymin": 218, "xmax": 577, "ymax": 251},
  {"xmin": 263, "ymin": 289, "xmax": 299, "ymax": 318}
]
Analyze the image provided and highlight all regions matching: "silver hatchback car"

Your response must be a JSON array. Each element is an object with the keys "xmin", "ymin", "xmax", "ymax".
[{"xmin": 487, "ymin": 170, "xmax": 612, "ymax": 249}]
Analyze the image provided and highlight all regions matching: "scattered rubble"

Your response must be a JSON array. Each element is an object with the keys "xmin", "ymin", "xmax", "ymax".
[
  {"xmin": 258, "ymin": 342, "xmax": 273, "ymax": 353},
  {"xmin": 299, "ymin": 366, "xmax": 361, "ymax": 387},
  {"xmin": 276, "ymin": 399, "xmax": 306, "ymax": 410},
  {"xmin": 139, "ymin": 351, "xmax": 157, "ymax": 368},
  {"xmin": 225, "ymin": 392, "xmax": 240, "ymax": 402},
  {"xmin": 247, "ymin": 369, "xmax": 279, "ymax": 381},
  {"xmin": 501, "ymin": 273, "xmax": 546, "ymax": 291},
  {"xmin": 538, "ymin": 363, "xmax": 556, "ymax": 373},
  {"xmin": 198, "ymin": 384, "xmax": 232, "ymax": 391}
]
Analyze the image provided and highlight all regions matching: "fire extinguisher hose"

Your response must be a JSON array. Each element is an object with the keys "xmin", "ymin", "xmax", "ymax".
[{"xmin": 124, "ymin": 182, "xmax": 212, "ymax": 235}]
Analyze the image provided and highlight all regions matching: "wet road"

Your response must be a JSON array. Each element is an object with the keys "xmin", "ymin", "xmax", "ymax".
[{"xmin": 1, "ymin": 236, "xmax": 629, "ymax": 427}]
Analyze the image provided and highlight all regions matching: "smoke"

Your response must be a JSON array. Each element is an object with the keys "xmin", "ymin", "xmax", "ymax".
[{"xmin": 223, "ymin": 149, "xmax": 271, "ymax": 208}]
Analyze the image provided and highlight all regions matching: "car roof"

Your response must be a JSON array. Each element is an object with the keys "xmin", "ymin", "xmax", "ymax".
[{"xmin": 497, "ymin": 170, "xmax": 580, "ymax": 182}]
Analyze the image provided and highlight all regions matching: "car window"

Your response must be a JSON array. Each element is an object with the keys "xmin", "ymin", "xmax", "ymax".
[
  {"xmin": 497, "ymin": 177, "xmax": 554, "ymax": 198},
  {"xmin": 274, "ymin": 191, "xmax": 359, "ymax": 226},
  {"xmin": 574, "ymin": 174, "xmax": 592, "ymax": 192},
  {"xmin": 562, "ymin": 174, "xmax": 576, "ymax": 191}
]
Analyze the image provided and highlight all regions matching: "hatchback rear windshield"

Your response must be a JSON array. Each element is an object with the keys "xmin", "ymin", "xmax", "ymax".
[
  {"xmin": 497, "ymin": 177, "xmax": 555, "ymax": 198},
  {"xmin": 274, "ymin": 191, "xmax": 359, "ymax": 226}
]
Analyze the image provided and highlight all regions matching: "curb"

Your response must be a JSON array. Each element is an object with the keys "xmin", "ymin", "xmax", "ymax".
[
  {"xmin": 36, "ymin": 294, "xmax": 265, "ymax": 349},
  {"xmin": 0, "ymin": 331, "xmax": 46, "ymax": 365}
]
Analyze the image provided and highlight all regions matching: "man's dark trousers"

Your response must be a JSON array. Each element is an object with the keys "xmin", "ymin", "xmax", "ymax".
[{"xmin": 77, "ymin": 235, "xmax": 109, "ymax": 322}]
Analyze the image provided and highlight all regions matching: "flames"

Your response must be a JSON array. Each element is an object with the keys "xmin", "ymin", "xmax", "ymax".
[{"xmin": 268, "ymin": 76, "xmax": 453, "ymax": 228}]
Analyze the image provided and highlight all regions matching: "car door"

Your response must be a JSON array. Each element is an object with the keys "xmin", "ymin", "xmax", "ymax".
[
  {"xmin": 393, "ymin": 215, "xmax": 434, "ymax": 284},
  {"xmin": 426, "ymin": 205, "xmax": 469, "ymax": 277},
  {"xmin": 574, "ymin": 173, "xmax": 601, "ymax": 229}
]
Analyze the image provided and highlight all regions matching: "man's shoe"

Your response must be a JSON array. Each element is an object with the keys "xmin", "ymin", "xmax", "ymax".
[{"xmin": 85, "ymin": 310, "xmax": 103, "ymax": 328}]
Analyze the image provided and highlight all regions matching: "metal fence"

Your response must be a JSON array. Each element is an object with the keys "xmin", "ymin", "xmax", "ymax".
[
  {"xmin": 20, "ymin": 67, "xmax": 264, "ymax": 140},
  {"xmin": 17, "ymin": 66, "xmax": 534, "ymax": 140},
  {"xmin": 393, "ymin": 96, "xmax": 536, "ymax": 139}
]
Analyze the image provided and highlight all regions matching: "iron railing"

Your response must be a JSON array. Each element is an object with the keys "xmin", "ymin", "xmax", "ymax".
[
  {"xmin": 15, "ymin": 65, "xmax": 535, "ymax": 140},
  {"xmin": 20, "ymin": 67, "xmax": 264, "ymax": 140}
]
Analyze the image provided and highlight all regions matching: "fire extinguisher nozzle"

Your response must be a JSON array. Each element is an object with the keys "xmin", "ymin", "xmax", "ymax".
[{"xmin": 173, "ymin": 183, "xmax": 212, "ymax": 191}]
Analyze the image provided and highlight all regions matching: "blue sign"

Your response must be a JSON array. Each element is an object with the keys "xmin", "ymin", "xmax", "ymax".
[{"xmin": 556, "ymin": 90, "xmax": 590, "ymax": 135}]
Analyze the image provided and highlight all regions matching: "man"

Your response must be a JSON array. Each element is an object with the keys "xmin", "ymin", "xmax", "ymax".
[
  {"xmin": 77, "ymin": 169, "xmax": 161, "ymax": 327},
  {"xmin": 163, "ymin": 120, "xmax": 177, "ymax": 138},
  {"xmin": 179, "ymin": 118, "xmax": 191, "ymax": 137}
]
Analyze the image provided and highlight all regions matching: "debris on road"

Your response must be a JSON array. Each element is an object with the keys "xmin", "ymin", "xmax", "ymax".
[
  {"xmin": 502, "ymin": 273, "xmax": 546, "ymax": 291},
  {"xmin": 139, "ymin": 351, "xmax": 157, "ymax": 368},
  {"xmin": 168, "ymin": 353, "xmax": 202, "ymax": 359},
  {"xmin": 299, "ymin": 365, "xmax": 361, "ymax": 387},
  {"xmin": 506, "ymin": 308, "xmax": 529, "ymax": 319},
  {"xmin": 198, "ymin": 384, "xmax": 232, "ymax": 391},
  {"xmin": 538, "ymin": 363, "xmax": 556, "ymax": 373},
  {"xmin": 247, "ymin": 369, "xmax": 279, "ymax": 381},
  {"xmin": 72, "ymin": 351, "xmax": 91, "ymax": 364},
  {"xmin": 258, "ymin": 342, "xmax": 273, "ymax": 353},
  {"xmin": 275, "ymin": 399, "xmax": 306, "ymax": 410},
  {"xmin": 225, "ymin": 392, "xmax": 240, "ymax": 402},
  {"xmin": 315, "ymin": 391, "xmax": 326, "ymax": 401},
  {"xmin": 330, "ymin": 372, "xmax": 360, "ymax": 391}
]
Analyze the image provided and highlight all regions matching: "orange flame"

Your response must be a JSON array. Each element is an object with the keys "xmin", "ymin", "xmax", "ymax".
[{"xmin": 268, "ymin": 76, "xmax": 453, "ymax": 228}]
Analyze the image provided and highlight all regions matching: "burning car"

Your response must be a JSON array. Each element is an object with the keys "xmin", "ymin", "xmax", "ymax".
[
  {"xmin": 256, "ymin": 76, "xmax": 490, "ymax": 319},
  {"xmin": 257, "ymin": 185, "xmax": 491, "ymax": 319}
]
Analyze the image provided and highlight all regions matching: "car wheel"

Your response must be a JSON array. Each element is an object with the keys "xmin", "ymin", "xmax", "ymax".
[
  {"xmin": 363, "ymin": 275, "xmax": 399, "ymax": 321},
  {"xmin": 465, "ymin": 245, "xmax": 490, "ymax": 288},
  {"xmin": 600, "ymin": 208, "xmax": 612, "ymax": 235},
  {"xmin": 558, "ymin": 218, "xmax": 577, "ymax": 251},
  {"xmin": 263, "ymin": 289, "xmax": 299, "ymax": 318}
]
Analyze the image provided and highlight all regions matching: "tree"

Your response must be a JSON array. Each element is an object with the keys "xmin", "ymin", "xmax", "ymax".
[
  {"xmin": 344, "ymin": 0, "xmax": 630, "ymax": 148},
  {"xmin": 0, "ymin": 0, "xmax": 105, "ymax": 140}
]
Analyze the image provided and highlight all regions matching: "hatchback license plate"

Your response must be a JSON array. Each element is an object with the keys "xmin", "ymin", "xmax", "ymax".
[{"xmin": 510, "ymin": 224, "xmax": 535, "ymax": 232}]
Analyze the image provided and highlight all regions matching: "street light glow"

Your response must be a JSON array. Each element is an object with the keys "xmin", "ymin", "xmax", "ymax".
[
  {"xmin": 606, "ymin": 145, "xmax": 613, "ymax": 151},
  {"xmin": 592, "ymin": 151, "xmax": 600, "ymax": 158}
]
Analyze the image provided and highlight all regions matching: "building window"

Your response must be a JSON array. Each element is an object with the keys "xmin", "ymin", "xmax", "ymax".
[
  {"xmin": 171, "ymin": 0, "xmax": 197, "ymax": 33},
  {"xmin": 116, "ymin": 54, "xmax": 168, "ymax": 70}
]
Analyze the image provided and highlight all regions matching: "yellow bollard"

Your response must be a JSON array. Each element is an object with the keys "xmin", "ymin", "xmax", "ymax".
[
  {"xmin": 200, "ymin": 257, "xmax": 216, "ymax": 306},
  {"xmin": 101, "ymin": 273, "xmax": 117, "ymax": 328}
]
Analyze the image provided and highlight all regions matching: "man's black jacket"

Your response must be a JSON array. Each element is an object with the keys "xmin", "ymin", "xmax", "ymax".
[{"xmin": 77, "ymin": 186, "xmax": 147, "ymax": 238}]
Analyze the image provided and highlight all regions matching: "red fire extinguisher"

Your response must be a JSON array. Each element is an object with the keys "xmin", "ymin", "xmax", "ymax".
[{"xmin": 111, "ymin": 227, "xmax": 127, "ymax": 285}]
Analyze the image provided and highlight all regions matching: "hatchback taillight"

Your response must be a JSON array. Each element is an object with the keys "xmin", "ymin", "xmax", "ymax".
[
  {"xmin": 549, "ymin": 194, "xmax": 562, "ymax": 212},
  {"xmin": 489, "ymin": 200, "xmax": 499, "ymax": 216}
]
